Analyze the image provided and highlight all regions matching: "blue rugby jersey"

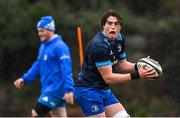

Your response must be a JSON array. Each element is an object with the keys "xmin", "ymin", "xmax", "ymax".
[
  {"xmin": 75, "ymin": 32, "xmax": 126, "ymax": 89},
  {"xmin": 22, "ymin": 35, "xmax": 73, "ymax": 98}
]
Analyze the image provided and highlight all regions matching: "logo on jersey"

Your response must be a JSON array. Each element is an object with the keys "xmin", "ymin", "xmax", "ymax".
[
  {"xmin": 43, "ymin": 54, "xmax": 48, "ymax": 61},
  {"xmin": 117, "ymin": 44, "xmax": 122, "ymax": 52},
  {"xmin": 60, "ymin": 55, "xmax": 70, "ymax": 60},
  {"xmin": 42, "ymin": 96, "xmax": 48, "ymax": 102},
  {"xmin": 110, "ymin": 50, "xmax": 113, "ymax": 55},
  {"xmin": 91, "ymin": 105, "xmax": 99, "ymax": 113},
  {"xmin": 50, "ymin": 101, "xmax": 55, "ymax": 107},
  {"xmin": 112, "ymin": 59, "xmax": 118, "ymax": 65}
]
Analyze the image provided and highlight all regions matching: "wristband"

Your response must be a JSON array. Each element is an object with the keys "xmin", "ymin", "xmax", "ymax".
[
  {"xmin": 134, "ymin": 63, "xmax": 138, "ymax": 71},
  {"xmin": 130, "ymin": 71, "xmax": 140, "ymax": 80}
]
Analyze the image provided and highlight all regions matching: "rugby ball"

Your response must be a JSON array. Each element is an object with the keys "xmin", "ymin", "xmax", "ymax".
[{"xmin": 137, "ymin": 56, "xmax": 163, "ymax": 77}]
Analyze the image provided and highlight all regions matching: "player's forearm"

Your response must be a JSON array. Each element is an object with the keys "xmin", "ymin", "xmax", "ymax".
[
  {"xmin": 23, "ymin": 61, "xmax": 39, "ymax": 84},
  {"xmin": 98, "ymin": 64, "xmax": 139, "ymax": 84},
  {"xmin": 103, "ymin": 73, "xmax": 132, "ymax": 84},
  {"xmin": 117, "ymin": 61, "xmax": 136, "ymax": 73},
  {"xmin": 59, "ymin": 59, "xmax": 74, "ymax": 92}
]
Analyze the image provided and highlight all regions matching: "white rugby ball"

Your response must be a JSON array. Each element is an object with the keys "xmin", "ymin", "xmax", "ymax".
[{"xmin": 137, "ymin": 57, "xmax": 163, "ymax": 77}]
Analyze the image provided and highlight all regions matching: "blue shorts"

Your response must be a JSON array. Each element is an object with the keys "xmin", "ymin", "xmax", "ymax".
[
  {"xmin": 74, "ymin": 87, "xmax": 119, "ymax": 116},
  {"xmin": 37, "ymin": 94, "xmax": 66, "ymax": 110}
]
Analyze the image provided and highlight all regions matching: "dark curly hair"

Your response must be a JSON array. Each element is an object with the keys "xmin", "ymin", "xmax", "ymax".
[{"xmin": 100, "ymin": 9, "xmax": 124, "ymax": 29}]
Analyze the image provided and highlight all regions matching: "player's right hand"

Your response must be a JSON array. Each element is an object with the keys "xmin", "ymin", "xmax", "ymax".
[
  {"xmin": 14, "ymin": 78, "xmax": 24, "ymax": 89},
  {"xmin": 63, "ymin": 92, "xmax": 74, "ymax": 105}
]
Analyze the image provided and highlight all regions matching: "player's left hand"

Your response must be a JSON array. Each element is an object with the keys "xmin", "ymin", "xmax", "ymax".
[
  {"xmin": 138, "ymin": 65, "xmax": 158, "ymax": 80},
  {"xmin": 63, "ymin": 92, "xmax": 74, "ymax": 105}
]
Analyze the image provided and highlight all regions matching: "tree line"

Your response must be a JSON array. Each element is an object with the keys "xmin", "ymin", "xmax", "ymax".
[{"xmin": 0, "ymin": 0, "xmax": 179, "ymax": 116}]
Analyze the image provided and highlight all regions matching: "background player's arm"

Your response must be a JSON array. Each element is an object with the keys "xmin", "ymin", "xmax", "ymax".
[
  {"xmin": 14, "ymin": 60, "xmax": 40, "ymax": 89},
  {"xmin": 14, "ymin": 78, "xmax": 24, "ymax": 89},
  {"xmin": 63, "ymin": 92, "xmax": 74, "ymax": 105},
  {"xmin": 22, "ymin": 60, "xmax": 40, "ymax": 84},
  {"xmin": 57, "ymin": 43, "xmax": 74, "ymax": 105}
]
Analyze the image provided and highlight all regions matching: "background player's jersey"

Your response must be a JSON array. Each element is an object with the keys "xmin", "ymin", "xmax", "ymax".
[
  {"xmin": 75, "ymin": 32, "xmax": 126, "ymax": 89},
  {"xmin": 22, "ymin": 35, "xmax": 73, "ymax": 98}
]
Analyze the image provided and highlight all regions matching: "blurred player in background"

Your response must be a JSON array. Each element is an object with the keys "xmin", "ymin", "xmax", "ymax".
[
  {"xmin": 14, "ymin": 16, "xmax": 74, "ymax": 117},
  {"xmin": 74, "ymin": 9, "xmax": 157, "ymax": 117}
]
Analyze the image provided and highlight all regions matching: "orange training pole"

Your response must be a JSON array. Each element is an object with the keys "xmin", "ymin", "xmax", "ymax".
[{"xmin": 77, "ymin": 27, "xmax": 84, "ymax": 67}]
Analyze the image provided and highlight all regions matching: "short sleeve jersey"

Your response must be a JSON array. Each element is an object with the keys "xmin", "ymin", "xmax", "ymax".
[{"xmin": 74, "ymin": 32, "xmax": 126, "ymax": 89}]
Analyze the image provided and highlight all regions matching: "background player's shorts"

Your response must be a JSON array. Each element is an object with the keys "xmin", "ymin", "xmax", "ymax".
[
  {"xmin": 37, "ymin": 93, "xmax": 66, "ymax": 110},
  {"xmin": 74, "ymin": 87, "xmax": 119, "ymax": 116}
]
